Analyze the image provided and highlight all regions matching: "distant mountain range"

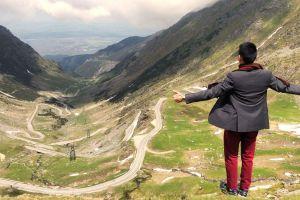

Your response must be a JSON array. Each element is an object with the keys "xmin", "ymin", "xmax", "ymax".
[{"xmin": 46, "ymin": 36, "xmax": 150, "ymax": 78}]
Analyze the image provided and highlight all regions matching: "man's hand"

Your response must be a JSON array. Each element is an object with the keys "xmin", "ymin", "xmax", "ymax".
[{"xmin": 173, "ymin": 90, "xmax": 185, "ymax": 103}]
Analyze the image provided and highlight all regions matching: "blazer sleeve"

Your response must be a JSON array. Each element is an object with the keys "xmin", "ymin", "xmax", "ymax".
[
  {"xmin": 269, "ymin": 74, "xmax": 300, "ymax": 95},
  {"xmin": 185, "ymin": 73, "xmax": 234, "ymax": 104}
]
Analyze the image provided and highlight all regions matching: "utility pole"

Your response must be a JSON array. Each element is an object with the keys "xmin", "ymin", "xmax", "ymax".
[
  {"xmin": 69, "ymin": 144, "xmax": 76, "ymax": 161},
  {"xmin": 87, "ymin": 129, "xmax": 91, "ymax": 139}
]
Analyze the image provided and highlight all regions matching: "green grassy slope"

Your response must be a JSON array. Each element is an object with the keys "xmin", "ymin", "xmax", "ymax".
[
  {"xmin": 105, "ymin": 0, "xmax": 300, "ymax": 199},
  {"xmin": 109, "ymin": 92, "xmax": 300, "ymax": 199}
]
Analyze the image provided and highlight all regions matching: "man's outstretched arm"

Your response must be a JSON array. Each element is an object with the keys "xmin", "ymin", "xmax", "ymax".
[
  {"xmin": 183, "ymin": 74, "xmax": 234, "ymax": 104},
  {"xmin": 269, "ymin": 74, "xmax": 300, "ymax": 95}
]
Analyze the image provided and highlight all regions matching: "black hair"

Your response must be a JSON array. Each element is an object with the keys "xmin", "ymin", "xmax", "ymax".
[{"xmin": 238, "ymin": 42, "xmax": 257, "ymax": 64}]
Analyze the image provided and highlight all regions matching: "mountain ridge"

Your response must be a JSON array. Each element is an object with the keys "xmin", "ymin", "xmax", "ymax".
[
  {"xmin": 0, "ymin": 25, "xmax": 76, "ymax": 100},
  {"xmin": 71, "ymin": 0, "xmax": 290, "ymax": 104}
]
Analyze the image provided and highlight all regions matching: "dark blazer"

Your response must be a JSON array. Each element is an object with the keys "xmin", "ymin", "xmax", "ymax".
[{"xmin": 185, "ymin": 69, "xmax": 300, "ymax": 132}]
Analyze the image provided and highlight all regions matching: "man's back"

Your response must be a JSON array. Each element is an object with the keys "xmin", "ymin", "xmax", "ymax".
[
  {"xmin": 230, "ymin": 69, "xmax": 270, "ymax": 103},
  {"xmin": 226, "ymin": 69, "xmax": 272, "ymax": 132},
  {"xmin": 185, "ymin": 66, "xmax": 300, "ymax": 132}
]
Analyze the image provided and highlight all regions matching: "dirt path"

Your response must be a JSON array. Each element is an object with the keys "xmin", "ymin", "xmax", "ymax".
[
  {"xmin": 196, "ymin": 26, "xmax": 283, "ymax": 81},
  {"xmin": 24, "ymin": 146, "xmax": 66, "ymax": 157},
  {"xmin": 0, "ymin": 91, "xmax": 16, "ymax": 99},
  {"xmin": 257, "ymin": 27, "xmax": 282, "ymax": 49},
  {"xmin": 83, "ymin": 96, "xmax": 115, "ymax": 112},
  {"xmin": 146, "ymin": 147, "xmax": 175, "ymax": 155},
  {"xmin": 50, "ymin": 128, "xmax": 107, "ymax": 146}
]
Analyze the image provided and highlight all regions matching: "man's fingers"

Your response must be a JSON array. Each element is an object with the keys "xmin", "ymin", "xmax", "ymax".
[
  {"xmin": 172, "ymin": 90, "xmax": 180, "ymax": 95},
  {"xmin": 172, "ymin": 90, "xmax": 184, "ymax": 104},
  {"xmin": 173, "ymin": 90, "xmax": 183, "ymax": 96}
]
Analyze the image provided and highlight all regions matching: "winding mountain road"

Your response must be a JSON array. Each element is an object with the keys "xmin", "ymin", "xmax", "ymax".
[
  {"xmin": 5, "ymin": 130, "xmax": 54, "ymax": 150},
  {"xmin": 2, "ymin": 99, "xmax": 140, "ymax": 158},
  {"xmin": 0, "ymin": 98, "xmax": 167, "ymax": 195},
  {"xmin": 25, "ymin": 103, "xmax": 71, "ymax": 141},
  {"xmin": 123, "ymin": 111, "xmax": 141, "ymax": 142},
  {"xmin": 26, "ymin": 104, "xmax": 45, "ymax": 140}
]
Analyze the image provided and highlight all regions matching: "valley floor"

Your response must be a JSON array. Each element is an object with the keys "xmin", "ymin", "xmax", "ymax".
[{"xmin": 0, "ymin": 90, "xmax": 299, "ymax": 199}]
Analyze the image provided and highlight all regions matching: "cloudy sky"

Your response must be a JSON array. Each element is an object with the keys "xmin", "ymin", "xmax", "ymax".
[{"xmin": 0, "ymin": 0, "xmax": 218, "ymax": 55}]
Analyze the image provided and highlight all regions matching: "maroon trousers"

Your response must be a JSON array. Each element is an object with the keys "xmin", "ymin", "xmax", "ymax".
[{"xmin": 224, "ymin": 130, "xmax": 258, "ymax": 190}]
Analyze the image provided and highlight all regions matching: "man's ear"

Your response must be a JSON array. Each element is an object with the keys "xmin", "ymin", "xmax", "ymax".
[{"xmin": 238, "ymin": 55, "xmax": 243, "ymax": 63}]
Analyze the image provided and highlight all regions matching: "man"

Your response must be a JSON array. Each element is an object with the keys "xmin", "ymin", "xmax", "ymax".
[{"xmin": 173, "ymin": 42, "xmax": 300, "ymax": 197}]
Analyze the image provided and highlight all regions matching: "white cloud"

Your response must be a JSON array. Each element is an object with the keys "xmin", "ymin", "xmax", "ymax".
[
  {"xmin": 0, "ymin": 0, "xmax": 110, "ymax": 21},
  {"xmin": 0, "ymin": 0, "xmax": 218, "ymax": 29},
  {"xmin": 36, "ymin": 1, "xmax": 110, "ymax": 21}
]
